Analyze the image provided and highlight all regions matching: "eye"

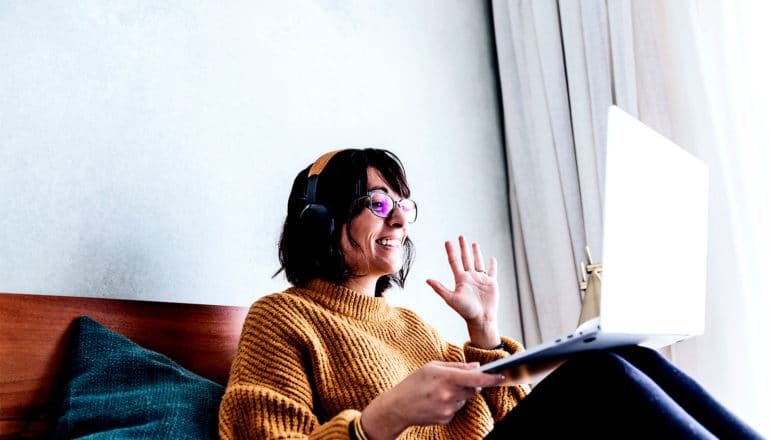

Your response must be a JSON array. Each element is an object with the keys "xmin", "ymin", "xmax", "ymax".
[
  {"xmin": 368, "ymin": 193, "xmax": 393, "ymax": 216},
  {"xmin": 400, "ymin": 200, "xmax": 416, "ymax": 212}
]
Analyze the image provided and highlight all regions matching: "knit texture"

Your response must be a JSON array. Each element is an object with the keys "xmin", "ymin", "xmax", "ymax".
[{"xmin": 219, "ymin": 279, "xmax": 529, "ymax": 439}]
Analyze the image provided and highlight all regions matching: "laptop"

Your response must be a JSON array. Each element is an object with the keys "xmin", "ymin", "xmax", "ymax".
[{"xmin": 478, "ymin": 105, "xmax": 710, "ymax": 384}]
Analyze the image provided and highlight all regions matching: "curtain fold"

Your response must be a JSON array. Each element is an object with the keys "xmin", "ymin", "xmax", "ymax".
[
  {"xmin": 491, "ymin": 0, "xmax": 583, "ymax": 344},
  {"xmin": 558, "ymin": 0, "xmax": 612, "ymax": 256}
]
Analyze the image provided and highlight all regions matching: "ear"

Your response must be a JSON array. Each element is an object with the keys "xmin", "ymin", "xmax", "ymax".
[{"xmin": 299, "ymin": 203, "xmax": 335, "ymax": 242}]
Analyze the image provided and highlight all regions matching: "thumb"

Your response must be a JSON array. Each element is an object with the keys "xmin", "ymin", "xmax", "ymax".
[{"xmin": 426, "ymin": 279, "xmax": 452, "ymax": 302}]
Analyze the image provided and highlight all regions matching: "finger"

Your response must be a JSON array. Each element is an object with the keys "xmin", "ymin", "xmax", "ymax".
[
  {"xmin": 426, "ymin": 279, "xmax": 453, "ymax": 302},
  {"xmin": 472, "ymin": 242, "xmax": 485, "ymax": 273},
  {"xmin": 444, "ymin": 240, "xmax": 463, "ymax": 276},
  {"xmin": 488, "ymin": 256, "xmax": 498, "ymax": 278},
  {"xmin": 459, "ymin": 235, "xmax": 473, "ymax": 272},
  {"xmin": 447, "ymin": 368, "xmax": 507, "ymax": 388},
  {"xmin": 475, "ymin": 372, "xmax": 507, "ymax": 388},
  {"xmin": 446, "ymin": 362, "xmax": 480, "ymax": 370},
  {"xmin": 456, "ymin": 386, "xmax": 482, "ymax": 400},
  {"xmin": 433, "ymin": 361, "xmax": 479, "ymax": 369}
]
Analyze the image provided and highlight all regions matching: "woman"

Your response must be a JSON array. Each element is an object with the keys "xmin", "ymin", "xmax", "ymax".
[{"xmin": 219, "ymin": 148, "xmax": 761, "ymax": 439}]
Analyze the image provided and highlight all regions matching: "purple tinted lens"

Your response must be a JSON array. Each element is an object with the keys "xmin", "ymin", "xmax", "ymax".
[
  {"xmin": 399, "ymin": 200, "xmax": 417, "ymax": 222},
  {"xmin": 399, "ymin": 200, "xmax": 415, "ymax": 213},
  {"xmin": 369, "ymin": 193, "xmax": 394, "ymax": 217}
]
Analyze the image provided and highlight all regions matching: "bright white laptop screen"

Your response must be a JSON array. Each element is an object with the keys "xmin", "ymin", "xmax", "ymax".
[{"xmin": 600, "ymin": 106, "xmax": 709, "ymax": 337}]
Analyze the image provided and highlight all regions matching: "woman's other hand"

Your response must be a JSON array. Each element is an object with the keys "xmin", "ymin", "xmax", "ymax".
[
  {"xmin": 359, "ymin": 361, "xmax": 504, "ymax": 440},
  {"xmin": 426, "ymin": 236, "xmax": 501, "ymax": 349}
]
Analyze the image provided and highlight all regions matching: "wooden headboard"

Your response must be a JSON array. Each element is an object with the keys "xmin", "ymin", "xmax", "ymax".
[{"xmin": 0, "ymin": 292, "xmax": 249, "ymax": 439}]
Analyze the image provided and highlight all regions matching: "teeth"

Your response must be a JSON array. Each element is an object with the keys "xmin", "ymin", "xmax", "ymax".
[{"xmin": 376, "ymin": 239, "xmax": 401, "ymax": 247}]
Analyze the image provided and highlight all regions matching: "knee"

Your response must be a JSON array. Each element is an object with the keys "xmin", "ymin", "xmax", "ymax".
[
  {"xmin": 550, "ymin": 350, "xmax": 633, "ymax": 381},
  {"xmin": 613, "ymin": 345, "xmax": 667, "ymax": 366}
]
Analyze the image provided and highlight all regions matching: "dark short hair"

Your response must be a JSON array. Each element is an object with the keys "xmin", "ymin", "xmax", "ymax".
[{"xmin": 276, "ymin": 148, "xmax": 414, "ymax": 296}]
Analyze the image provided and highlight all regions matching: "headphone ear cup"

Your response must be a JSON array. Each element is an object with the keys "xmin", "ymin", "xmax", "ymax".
[{"xmin": 299, "ymin": 203, "xmax": 335, "ymax": 241}]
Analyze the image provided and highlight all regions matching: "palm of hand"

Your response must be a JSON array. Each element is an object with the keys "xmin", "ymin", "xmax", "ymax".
[
  {"xmin": 443, "ymin": 273, "xmax": 498, "ymax": 323},
  {"xmin": 427, "ymin": 236, "xmax": 499, "ymax": 326}
]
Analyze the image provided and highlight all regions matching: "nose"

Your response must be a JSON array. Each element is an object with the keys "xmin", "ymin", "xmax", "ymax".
[{"xmin": 387, "ymin": 203, "xmax": 407, "ymax": 228}]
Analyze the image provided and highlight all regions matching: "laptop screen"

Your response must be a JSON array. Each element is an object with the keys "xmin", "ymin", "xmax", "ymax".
[{"xmin": 600, "ymin": 106, "xmax": 709, "ymax": 339}]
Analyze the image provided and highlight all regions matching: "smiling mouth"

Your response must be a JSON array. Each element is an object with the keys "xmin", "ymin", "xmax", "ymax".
[{"xmin": 375, "ymin": 238, "xmax": 401, "ymax": 248}]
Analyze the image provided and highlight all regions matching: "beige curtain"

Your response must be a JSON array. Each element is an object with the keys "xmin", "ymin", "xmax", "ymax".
[
  {"xmin": 491, "ymin": 0, "xmax": 610, "ymax": 344},
  {"xmin": 492, "ymin": 0, "xmax": 769, "ymax": 433}
]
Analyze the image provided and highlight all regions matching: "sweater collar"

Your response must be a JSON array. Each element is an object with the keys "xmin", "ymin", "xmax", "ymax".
[{"xmin": 290, "ymin": 279, "xmax": 395, "ymax": 321}]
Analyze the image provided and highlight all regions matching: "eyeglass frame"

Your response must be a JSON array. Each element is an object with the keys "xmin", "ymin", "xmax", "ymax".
[{"xmin": 355, "ymin": 190, "xmax": 418, "ymax": 223}]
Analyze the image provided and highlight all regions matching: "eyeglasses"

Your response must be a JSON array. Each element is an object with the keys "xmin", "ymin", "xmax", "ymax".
[{"xmin": 358, "ymin": 191, "xmax": 418, "ymax": 223}]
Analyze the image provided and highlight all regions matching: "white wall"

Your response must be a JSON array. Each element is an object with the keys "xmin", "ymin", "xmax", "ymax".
[{"xmin": 0, "ymin": 1, "xmax": 521, "ymax": 345}]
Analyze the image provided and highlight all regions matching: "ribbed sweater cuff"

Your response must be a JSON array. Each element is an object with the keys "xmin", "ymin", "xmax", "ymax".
[
  {"xmin": 463, "ymin": 336, "xmax": 524, "ymax": 365},
  {"xmin": 311, "ymin": 409, "xmax": 360, "ymax": 439}
]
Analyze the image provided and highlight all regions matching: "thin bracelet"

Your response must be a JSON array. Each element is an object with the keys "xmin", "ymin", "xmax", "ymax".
[{"xmin": 486, "ymin": 341, "xmax": 506, "ymax": 350}]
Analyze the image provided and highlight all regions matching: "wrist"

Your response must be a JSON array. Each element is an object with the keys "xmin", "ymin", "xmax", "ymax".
[
  {"xmin": 360, "ymin": 397, "xmax": 406, "ymax": 440},
  {"xmin": 467, "ymin": 320, "xmax": 500, "ymax": 349}
]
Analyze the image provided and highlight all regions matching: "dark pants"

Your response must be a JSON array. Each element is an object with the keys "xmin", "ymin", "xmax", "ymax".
[{"xmin": 485, "ymin": 346, "xmax": 763, "ymax": 439}]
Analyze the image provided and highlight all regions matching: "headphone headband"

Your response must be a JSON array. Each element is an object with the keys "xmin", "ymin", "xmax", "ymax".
[{"xmin": 308, "ymin": 149, "xmax": 346, "ymax": 178}]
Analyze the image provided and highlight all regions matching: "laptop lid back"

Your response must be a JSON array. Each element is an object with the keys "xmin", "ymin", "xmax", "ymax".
[{"xmin": 600, "ymin": 106, "xmax": 709, "ymax": 343}]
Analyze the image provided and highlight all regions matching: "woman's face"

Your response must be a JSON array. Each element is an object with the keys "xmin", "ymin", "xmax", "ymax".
[{"xmin": 341, "ymin": 167, "xmax": 409, "ymax": 280}]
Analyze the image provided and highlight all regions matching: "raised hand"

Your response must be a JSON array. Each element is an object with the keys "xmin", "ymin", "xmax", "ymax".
[
  {"xmin": 426, "ymin": 236, "xmax": 501, "ymax": 349},
  {"xmin": 360, "ymin": 361, "xmax": 505, "ymax": 440}
]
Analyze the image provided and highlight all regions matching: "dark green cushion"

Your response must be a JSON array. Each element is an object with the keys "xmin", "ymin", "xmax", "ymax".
[{"xmin": 55, "ymin": 316, "xmax": 224, "ymax": 439}]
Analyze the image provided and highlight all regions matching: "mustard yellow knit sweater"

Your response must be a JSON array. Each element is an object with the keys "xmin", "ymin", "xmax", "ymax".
[{"xmin": 219, "ymin": 279, "xmax": 529, "ymax": 439}]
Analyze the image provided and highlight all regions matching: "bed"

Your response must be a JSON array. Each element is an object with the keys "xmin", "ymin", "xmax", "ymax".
[{"xmin": 0, "ymin": 291, "xmax": 249, "ymax": 439}]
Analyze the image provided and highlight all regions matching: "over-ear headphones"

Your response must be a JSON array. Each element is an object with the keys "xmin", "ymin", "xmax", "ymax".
[{"xmin": 299, "ymin": 149, "xmax": 346, "ymax": 239}]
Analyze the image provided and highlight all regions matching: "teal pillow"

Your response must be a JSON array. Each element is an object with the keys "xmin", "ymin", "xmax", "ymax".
[{"xmin": 55, "ymin": 316, "xmax": 224, "ymax": 439}]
